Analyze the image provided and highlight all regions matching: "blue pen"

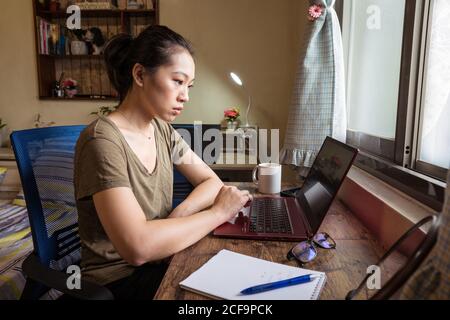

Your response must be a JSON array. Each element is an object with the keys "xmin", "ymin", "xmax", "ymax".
[{"xmin": 240, "ymin": 274, "xmax": 319, "ymax": 295}]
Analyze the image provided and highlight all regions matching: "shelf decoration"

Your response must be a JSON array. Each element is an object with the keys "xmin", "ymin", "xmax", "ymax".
[
  {"xmin": 33, "ymin": 0, "xmax": 158, "ymax": 100},
  {"xmin": 62, "ymin": 78, "xmax": 78, "ymax": 98}
]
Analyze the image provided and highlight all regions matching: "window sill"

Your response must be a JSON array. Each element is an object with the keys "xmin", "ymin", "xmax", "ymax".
[
  {"xmin": 353, "ymin": 151, "xmax": 445, "ymax": 212},
  {"xmin": 338, "ymin": 166, "xmax": 438, "ymax": 250}
]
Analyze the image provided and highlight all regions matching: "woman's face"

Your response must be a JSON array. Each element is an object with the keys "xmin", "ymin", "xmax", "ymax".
[{"xmin": 138, "ymin": 49, "xmax": 195, "ymax": 122}]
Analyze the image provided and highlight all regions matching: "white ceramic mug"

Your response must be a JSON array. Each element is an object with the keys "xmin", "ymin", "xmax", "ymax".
[{"xmin": 252, "ymin": 163, "xmax": 282, "ymax": 194}]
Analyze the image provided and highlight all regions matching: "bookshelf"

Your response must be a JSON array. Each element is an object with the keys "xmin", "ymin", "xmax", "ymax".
[{"xmin": 33, "ymin": 0, "xmax": 159, "ymax": 100}]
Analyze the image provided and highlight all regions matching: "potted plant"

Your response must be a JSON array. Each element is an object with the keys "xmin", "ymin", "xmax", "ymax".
[
  {"xmin": 90, "ymin": 105, "xmax": 119, "ymax": 116},
  {"xmin": 223, "ymin": 107, "xmax": 240, "ymax": 130}
]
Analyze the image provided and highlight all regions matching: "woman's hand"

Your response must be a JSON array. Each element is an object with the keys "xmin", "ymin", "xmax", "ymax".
[{"xmin": 211, "ymin": 186, "xmax": 252, "ymax": 223}]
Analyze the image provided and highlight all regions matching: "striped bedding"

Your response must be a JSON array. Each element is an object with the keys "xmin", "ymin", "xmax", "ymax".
[
  {"xmin": 0, "ymin": 202, "xmax": 63, "ymax": 300},
  {"xmin": 0, "ymin": 136, "xmax": 79, "ymax": 299},
  {"xmin": 0, "ymin": 203, "xmax": 32, "ymax": 300}
]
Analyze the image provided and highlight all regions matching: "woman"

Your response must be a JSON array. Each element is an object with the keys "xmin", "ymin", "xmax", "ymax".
[{"xmin": 74, "ymin": 25, "xmax": 251, "ymax": 299}]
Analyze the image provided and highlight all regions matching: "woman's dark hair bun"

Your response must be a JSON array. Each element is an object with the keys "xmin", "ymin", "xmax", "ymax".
[
  {"xmin": 104, "ymin": 34, "xmax": 134, "ymax": 101},
  {"xmin": 104, "ymin": 25, "xmax": 194, "ymax": 102}
]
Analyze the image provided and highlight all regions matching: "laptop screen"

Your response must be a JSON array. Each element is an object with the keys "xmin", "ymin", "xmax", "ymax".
[{"xmin": 295, "ymin": 137, "xmax": 358, "ymax": 235}]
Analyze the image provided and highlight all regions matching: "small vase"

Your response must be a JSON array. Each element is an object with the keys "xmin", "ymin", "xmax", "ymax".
[
  {"xmin": 65, "ymin": 88, "xmax": 77, "ymax": 98},
  {"xmin": 227, "ymin": 121, "xmax": 238, "ymax": 130}
]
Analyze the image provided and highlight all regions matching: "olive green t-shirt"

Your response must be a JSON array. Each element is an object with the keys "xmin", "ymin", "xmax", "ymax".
[{"xmin": 74, "ymin": 115, "xmax": 190, "ymax": 285}]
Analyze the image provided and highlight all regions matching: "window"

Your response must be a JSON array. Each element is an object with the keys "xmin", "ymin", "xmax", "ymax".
[
  {"xmin": 415, "ymin": 0, "xmax": 450, "ymax": 179},
  {"xmin": 342, "ymin": 0, "xmax": 449, "ymax": 182},
  {"xmin": 337, "ymin": 0, "xmax": 448, "ymax": 210},
  {"xmin": 344, "ymin": 0, "xmax": 405, "ymax": 142}
]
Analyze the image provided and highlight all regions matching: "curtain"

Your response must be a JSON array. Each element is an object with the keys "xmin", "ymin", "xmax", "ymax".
[{"xmin": 280, "ymin": 0, "xmax": 346, "ymax": 176}]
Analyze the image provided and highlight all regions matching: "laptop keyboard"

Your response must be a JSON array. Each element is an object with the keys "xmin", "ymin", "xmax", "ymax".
[{"xmin": 249, "ymin": 198, "xmax": 292, "ymax": 234}]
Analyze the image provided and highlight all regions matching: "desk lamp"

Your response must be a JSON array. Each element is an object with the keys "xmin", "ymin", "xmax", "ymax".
[{"xmin": 230, "ymin": 72, "xmax": 252, "ymax": 128}]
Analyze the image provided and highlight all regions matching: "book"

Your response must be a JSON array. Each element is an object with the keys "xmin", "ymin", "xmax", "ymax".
[{"xmin": 179, "ymin": 249, "xmax": 326, "ymax": 300}]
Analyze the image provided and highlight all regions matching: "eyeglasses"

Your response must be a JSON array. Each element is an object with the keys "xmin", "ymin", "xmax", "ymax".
[{"xmin": 287, "ymin": 232, "xmax": 336, "ymax": 264}]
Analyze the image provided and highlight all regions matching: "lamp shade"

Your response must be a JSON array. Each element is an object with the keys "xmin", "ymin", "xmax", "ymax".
[
  {"xmin": 229, "ymin": 71, "xmax": 252, "ymax": 127},
  {"xmin": 230, "ymin": 72, "xmax": 243, "ymax": 86}
]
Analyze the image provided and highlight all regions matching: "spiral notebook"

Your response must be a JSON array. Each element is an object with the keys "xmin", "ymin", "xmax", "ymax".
[{"xmin": 179, "ymin": 249, "xmax": 326, "ymax": 300}]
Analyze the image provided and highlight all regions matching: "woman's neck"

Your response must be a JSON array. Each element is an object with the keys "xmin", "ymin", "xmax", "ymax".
[{"xmin": 117, "ymin": 92, "xmax": 154, "ymax": 132}]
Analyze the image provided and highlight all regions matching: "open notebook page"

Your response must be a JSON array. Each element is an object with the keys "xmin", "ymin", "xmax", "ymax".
[{"xmin": 180, "ymin": 249, "xmax": 326, "ymax": 300}]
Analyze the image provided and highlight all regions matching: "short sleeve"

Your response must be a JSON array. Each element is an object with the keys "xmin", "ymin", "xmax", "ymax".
[
  {"xmin": 75, "ymin": 138, "xmax": 131, "ymax": 200},
  {"xmin": 169, "ymin": 126, "xmax": 191, "ymax": 163}
]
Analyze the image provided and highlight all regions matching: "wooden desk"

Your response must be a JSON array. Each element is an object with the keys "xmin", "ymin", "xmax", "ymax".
[{"xmin": 154, "ymin": 182, "xmax": 386, "ymax": 300}]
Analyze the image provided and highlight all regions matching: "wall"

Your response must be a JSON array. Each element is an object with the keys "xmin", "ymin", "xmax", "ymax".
[
  {"xmin": 0, "ymin": 0, "xmax": 308, "ymax": 147},
  {"xmin": 0, "ymin": 0, "xmax": 100, "ymax": 131},
  {"xmin": 160, "ymin": 0, "xmax": 306, "ymax": 141},
  {"xmin": 339, "ymin": 166, "xmax": 436, "ymax": 251}
]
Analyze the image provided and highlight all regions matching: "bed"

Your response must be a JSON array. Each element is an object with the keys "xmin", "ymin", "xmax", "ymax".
[
  {"xmin": 0, "ymin": 201, "xmax": 33, "ymax": 299},
  {"xmin": 0, "ymin": 161, "xmax": 62, "ymax": 300},
  {"xmin": 0, "ymin": 200, "xmax": 63, "ymax": 300}
]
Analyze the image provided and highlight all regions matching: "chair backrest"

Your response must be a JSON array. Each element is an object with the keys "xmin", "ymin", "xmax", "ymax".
[
  {"xmin": 11, "ymin": 124, "xmax": 204, "ymax": 266},
  {"xmin": 11, "ymin": 126, "xmax": 86, "ymax": 271},
  {"xmin": 171, "ymin": 124, "xmax": 221, "ymax": 208}
]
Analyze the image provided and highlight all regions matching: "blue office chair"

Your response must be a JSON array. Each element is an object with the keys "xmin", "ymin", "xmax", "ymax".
[
  {"xmin": 171, "ymin": 123, "xmax": 221, "ymax": 208},
  {"xmin": 172, "ymin": 168, "xmax": 194, "ymax": 208},
  {"xmin": 171, "ymin": 124, "xmax": 194, "ymax": 208},
  {"xmin": 11, "ymin": 125, "xmax": 196, "ymax": 299},
  {"xmin": 11, "ymin": 125, "xmax": 113, "ymax": 300}
]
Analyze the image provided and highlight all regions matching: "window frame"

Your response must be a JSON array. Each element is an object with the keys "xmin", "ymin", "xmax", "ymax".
[
  {"xmin": 338, "ymin": 0, "xmax": 446, "ymax": 211},
  {"xmin": 342, "ymin": 0, "xmax": 416, "ymax": 164},
  {"xmin": 410, "ymin": 0, "xmax": 449, "ymax": 181}
]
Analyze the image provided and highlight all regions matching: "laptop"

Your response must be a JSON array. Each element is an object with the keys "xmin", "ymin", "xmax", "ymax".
[{"xmin": 213, "ymin": 136, "xmax": 358, "ymax": 241}]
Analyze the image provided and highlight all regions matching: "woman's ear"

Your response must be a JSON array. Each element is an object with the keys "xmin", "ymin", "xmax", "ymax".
[{"xmin": 132, "ymin": 63, "xmax": 145, "ymax": 88}]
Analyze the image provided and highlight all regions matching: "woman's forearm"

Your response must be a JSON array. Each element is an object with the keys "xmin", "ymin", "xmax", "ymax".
[
  {"xmin": 95, "ymin": 185, "xmax": 249, "ymax": 267},
  {"xmin": 133, "ymin": 208, "xmax": 224, "ymax": 265},
  {"xmin": 169, "ymin": 176, "xmax": 223, "ymax": 218}
]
